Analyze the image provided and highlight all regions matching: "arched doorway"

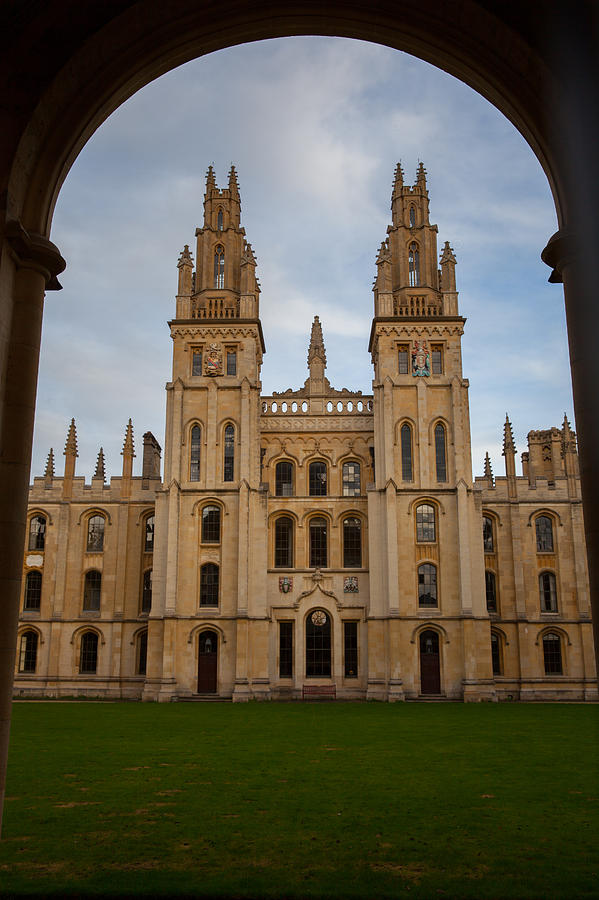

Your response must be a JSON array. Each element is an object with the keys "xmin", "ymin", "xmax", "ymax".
[
  {"xmin": 198, "ymin": 630, "xmax": 218, "ymax": 693},
  {"xmin": 419, "ymin": 629, "xmax": 441, "ymax": 695}
]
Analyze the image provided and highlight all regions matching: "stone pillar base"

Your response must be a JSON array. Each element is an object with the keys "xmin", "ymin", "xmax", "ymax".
[
  {"xmin": 232, "ymin": 679, "xmax": 251, "ymax": 702},
  {"xmin": 251, "ymin": 679, "xmax": 271, "ymax": 701},
  {"xmin": 387, "ymin": 679, "xmax": 405, "ymax": 702},
  {"xmin": 367, "ymin": 679, "xmax": 387, "ymax": 701},
  {"xmin": 462, "ymin": 680, "xmax": 497, "ymax": 702},
  {"xmin": 142, "ymin": 678, "xmax": 177, "ymax": 702}
]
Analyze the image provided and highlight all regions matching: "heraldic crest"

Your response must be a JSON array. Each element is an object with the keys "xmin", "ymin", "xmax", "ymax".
[
  {"xmin": 204, "ymin": 343, "xmax": 223, "ymax": 376},
  {"xmin": 412, "ymin": 340, "xmax": 430, "ymax": 377}
]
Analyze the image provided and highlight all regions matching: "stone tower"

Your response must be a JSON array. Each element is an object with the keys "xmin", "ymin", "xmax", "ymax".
[
  {"xmin": 367, "ymin": 163, "xmax": 493, "ymax": 701},
  {"xmin": 145, "ymin": 167, "xmax": 267, "ymax": 701}
]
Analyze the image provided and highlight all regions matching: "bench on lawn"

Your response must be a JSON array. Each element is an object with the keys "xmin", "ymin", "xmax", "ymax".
[{"xmin": 302, "ymin": 684, "xmax": 336, "ymax": 700}]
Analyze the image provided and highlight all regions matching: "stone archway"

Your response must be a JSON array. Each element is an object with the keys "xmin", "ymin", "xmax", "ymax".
[{"xmin": 1, "ymin": 1, "xmax": 598, "ymax": 831}]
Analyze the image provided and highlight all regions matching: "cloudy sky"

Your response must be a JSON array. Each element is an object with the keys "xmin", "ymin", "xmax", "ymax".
[{"xmin": 36, "ymin": 37, "xmax": 572, "ymax": 482}]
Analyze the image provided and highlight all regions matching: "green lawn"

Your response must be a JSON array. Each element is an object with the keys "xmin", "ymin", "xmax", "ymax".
[{"xmin": 1, "ymin": 702, "xmax": 597, "ymax": 898}]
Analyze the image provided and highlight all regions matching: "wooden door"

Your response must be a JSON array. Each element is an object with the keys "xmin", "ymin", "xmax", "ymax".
[
  {"xmin": 198, "ymin": 630, "xmax": 218, "ymax": 693},
  {"xmin": 419, "ymin": 630, "xmax": 440, "ymax": 694}
]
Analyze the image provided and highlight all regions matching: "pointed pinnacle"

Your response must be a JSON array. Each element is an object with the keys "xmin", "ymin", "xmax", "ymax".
[
  {"xmin": 393, "ymin": 161, "xmax": 404, "ymax": 188},
  {"xmin": 64, "ymin": 418, "xmax": 78, "ymax": 457},
  {"xmin": 440, "ymin": 241, "xmax": 457, "ymax": 265},
  {"xmin": 483, "ymin": 452, "xmax": 494, "ymax": 479},
  {"xmin": 177, "ymin": 244, "xmax": 193, "ymax": 267},
  {"xmin": 205, "ymin": 165, "xmax": 216, "ymax": 190},
  {"xmin": 416, "ymin": 161, "xmax": 427, "ymax": 182},
  {"xmin": 44, "ymin": 448, "xmax": 55, "ymax": 477},
  {"xmin": 308, "ymin": 315, "xmax": 327, "ymax": 367},
  {"xmin": 94, "ymin": 447, "xmax": 106, "ymax": 481},
  {"xmin": 502, "ymin": 414, "xmax": 516, "ymax": 455},
  {"xmin": 228, "ymin": 164, "xmax": 239, "ymax": 193},
  {"xmin": 122, "ymin": 418, "xmax": 135, "ymax": 457}
]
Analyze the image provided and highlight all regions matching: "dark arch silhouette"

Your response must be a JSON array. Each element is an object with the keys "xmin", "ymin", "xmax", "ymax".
[{"xmin": 1, "ymin": 1, "xmax": 598, "ymax": 831}]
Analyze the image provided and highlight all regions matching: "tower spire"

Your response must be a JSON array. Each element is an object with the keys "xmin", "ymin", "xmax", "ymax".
[
  {"xmin": 205, "ymin": 165, "xmax": 216, "ymax": 193},
  {"xmin": 94, "ymin": 447, "xmax": 106, "ymax": 482},
  {"xmin": 502, "ymin": 414, "xmax": 517, "ymax": 491},
  {"xmin": 228, "ymin": 164, "xmax": 240, "ymax": 197},
  {"xmin": 416, "ymin": 160, "xmax": 427, "ymax": 188},
  {"xmin": 63, "ymin": 418, "xmax": 78, "ymax": 497},
  {"xmin": 308, "ymin": 315, "xmax": 326, "ymax": 368},
  {"xmin": 44, "ymin": 447, "xmax": 55, "ymax": 479},
  {"xmin": 483, "ymin": 451, "xmax": 494, "ymax": 483}
]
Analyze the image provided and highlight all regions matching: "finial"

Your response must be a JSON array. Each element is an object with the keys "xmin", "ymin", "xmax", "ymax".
[
  {"xmin": 64, "ymin": 418, "xmax": 78, "ymax": 457},
  {"xmin": 205, "ymin": 165, "xmax": 216, "ymax": 191},
  {"xmin": 502, "ymin": 414, "xmax": 516, "ymax": 455},
  {"xmin": 416, "ymin": 161, "xmax": 427, "ymax": 184},
  {"xmin": 44, "ymin": 448, "xmax": 55, "ymax": 478},
  {"xmin": 228, "ymin": 164, "xmax": 239, "ymax": 195},
  {"xmin": 483, "ymin": 451, "xmax": 494, "ymax": 480},
  {"xmin": 177, "ymin": 244, "xmax": 193, "ymax": 267},
  {"xmin": 393, "ymin": 161, "xmax": 404, "ymax": 188},
  {"xmin": 94, "ymin": 448, "xmax": 106, "ymax": 481},
  {"xmin": 561, "ymin": 413, "xmax": 577, "ymax": 454},
  {"xmin": 122, "ymin": 418, "xmax": 135, "ymax": 457},
  {"xmin": 308, "ymin": 315, "xmax": 327, "ymax": 367},
  {"xmin": 440, "ymin": 241, "xmax": 457, "ymax": 265}
]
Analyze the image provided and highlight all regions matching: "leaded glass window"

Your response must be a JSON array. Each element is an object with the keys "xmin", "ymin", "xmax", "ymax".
[
  {"xmin": 416, "ymin": 504, "xmax": 435, "ymax": 542},
  {"xmin": 137, "ymin": 630, "xmax": 148, "ymax": 675},
  {"xmin": 485, "ymin": 570, "xmax": 497, "ymax": 612},
  {"xmin": 144, "ymin": 515, "xmax": 155, "ymax": 553},
  {"xmin": 309, "ymin": 517, "xmax": 327, "ymax": 568},
  {"xmin": 226, "ymin": 351, "xmax": 237, "ymax": 375},
  {"xmin": 279, "ymin": 622, "xmax": 293, "ymax": 679},
  {"xmin": 192, "ymin": 349, "xmax": 202, "ymax": 375},
  {"xmin": 83, "ymin": 570, "xmax": 102, "ymax": 611},
  {"xmin": 536, "ymin": 516, "xmax": 554, "ymax": 552},
  {"xmin": 435, "ymin": 424, "xmax": 447, "ymax": 482},
  {"xmin": 223, "ymin": 424, "xmax": 235, "ymax": 482},
  {"xmin": 87, "ymin": 515, "xmax": 105, "ymax": 552},
  {"xmin": 142, "ymin": 569, "xmax": 152, "ymax": 613},
  {"xmin": 344, "ymin": 621, "xmax": 358, "ymax": 678},
  {"xmin": 409, "ymin": 242, "xmax": 420, "ymax": 286},
  {"xmin": 28, "ymin": 515, "xmax": 46, "ymax": 551},
  {"xmin": 539, "ymin": 572, "xmax": 557, "ymax": 612},
  {"xmin": 275, "ymin": 461, "xmax": 294, "ymax": 497},
  {"xmin": 409, "ymin": 206, "xmax": 416, "ymax": 228},
  {"xmin": 483, "ymin": 516, "xmax": 494, "ymax": 552},
  {"xmin": 491, "ymin": 633, "xmax": 501, "ymax": 676},
  {"xmin": 306, "ymin": 610, "xmax": 331, "ymax": 677},
  {"xmin": 401, "ymin": 424, "xmax": 413, "ymax": 481},
  {"xmin": 309, "ymin": 461, "xmax": 327, "ymax": 497},
  {"xmin": 200, "ymin": 563, "xmax": 219, "ymax": 606},
  {"xmin": 217, "ymin": 209, "xmax": 224, "ymax": 230},
  {"xmin": 274, "ymin": 517, "xmax": 293, "ymax": 568},
  {"xmin": 24, "ymin": 570, "xmax": 42, "ymax": 610},
  {"xmin": 190, "ymin": 425, "xmax": 201, "ymax": 481},
  {"xmin": 398, "ymin": 345, "xmax": 409, "ymax": 375},
  {"xmin": 418, "ymin": 563, "xmax": 437, "ymax": 607},
  {"xmin": 201, "ymin": 505, "xmax": 220, "ymax": 543},
  {"xmin": 18, "ymin": 630, "xmax": 38, "ymax": 673},
  {"xmin": 431, "ymin": 344, "xmax": 443, "ymax": 374},
  {"xmin": 543, "ymin": 632, "xmax": 562, "ymax": 674},
  {"xmin": 343, "ymin": 517, "xmax": 362, "ymax": 568},
  {"xmin": 79, "ymin": 632, "xmax": 98, "ymax": 674},
  {"xmin": 214, "ymin": 245, "xmax": 225, "ymax": 288},
  {"xmin": 342, "ymin": 461, "xmax": 361, "ymax": 496}
]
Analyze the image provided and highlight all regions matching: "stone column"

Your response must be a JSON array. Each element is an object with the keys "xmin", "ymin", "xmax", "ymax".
[
  {"xmin": 0, "ymin": 222, "xmax": 64, "ymax": 833},
  {"xmin": 542, "ymin": 231, "xmax": 599, "ymax": 677}
]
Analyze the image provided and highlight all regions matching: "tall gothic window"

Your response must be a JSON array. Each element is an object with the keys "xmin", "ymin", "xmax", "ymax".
[
  {"xmin": 79, "ymin": 632, "xmax": 98, "ymax": 674},
  {"xmin": 226, "ymin": 350, "xmax": 237, "ymax": 375},
  {"xmin": 24, "ymin": 570, "xmax": 42, "ymax": 610},
  {"xmin": 141, "ymin": 569, "xmax": 152, "ymax": 614},
  {"xmin": 201, "ymin": 506, "xmax": 221, "ymax": 543},
  {"xmin": 137, "ymin": 630, "xmax": 148, "ymax": 675},
  {"xmin": 279, "ymin": 622, "xmax": 293, "ymax": 679},
  {"xmin": 539, "ymin": 572, "xmax": 558, "ymax": 612},
  {"xmin": 342, "ymin": 461, "xmax": 361, "ymax": 496},
  {"xmin": 543, "ymin": 632, "xmax": 563, "ymax": 674},
  {"xmin": 409, "ymin": 242, "xmax": 420, "ymax": 286},
  {"xmin": 223, "ymin": 424, "xmax": 235, "ymax": 482},
  {"xmin": 416, "ymin": 504, "xmax": 436, "ymax": 542},
  {"xmin": 306, "ymin": 610, "xmax": 331, "ymax": 677},
  {"xmin": 398, "ymin": 344, "xmax": 409, "ymax": 374},
  {"xmin": 18, "ymin": 630, "xmax": 38, "ymax": 673},
  {"xmin": 214, "ymin": 245, "xmax": 225, "ymax": 288},
  {"xmin": 491, "ymin": 633, "xmax": 502, "ymax": 676},
  {"xmin": 217, "ymin": 208, "xmax": 224, "ymax": 230},
  {"xmin": 485, "ymin": 571, "xmax": 497, "ymax": 612},
  {"xmin": 28, "ymin": 515, "xmax": 46, "ymax": 551},
  {"xmin": 275, "ymin": 461, "xmax": 294, "ymax": 497},
  {"xmin": 401, "ymin": 424, "xmax": 413, "ymax": 481},
  {"xmin": 87, "ymin": 515, "xmax": 105, "ymax": 552},
  {"xmin": 83, "ymin": 570, "xmax": 102, "ymax": 611},
  {"xmin": 144, "ymin": 515, "xmax": 155, "ymax": 553},
  {"xmin": 200, "ymin": 563, "xmax": 219, "ymax": 606},
  {"xmin": 418, "ymin": 563, "xmax": 438, "ymax": 607},
  {"xmin": 309, "ymin": 517, "xmax": 328, "ymax": 568},
  {"xmin": 344, "ymin": 622, "xmax": 358, "ymax": 678},
  {"xmin": 343, "ymin": 517, "xmax": 362, "ymax": 568},
  {"xmin": 190, "ymin": 425, "xmax": 201, "ymax": 481},
  {"xmin": 274, "ymin": 517, "xmax": 294, "ymax": 568},
  {"xmin": 192, "ymin": 349, "xmax": 202, "ymax": 375},
  {"xmin": 483, "ymin": 516, "xmax": 494, "ymax": 552},
  {"xmin": 409, "ymin": 206, "xmax": 416, "ymax": 228},
  {"xmin": 309, "ymin": 461, "xmax": 327, "ymax": 497},
  {"xmin": 535, "ymin": 515, "xmax": 554, "ymax": 552},
  {"xmin": 435, "ymin": 423, "xmax": 447, "ymax": 482}
]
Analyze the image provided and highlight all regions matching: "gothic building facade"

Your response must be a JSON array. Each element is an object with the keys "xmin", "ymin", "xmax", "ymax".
[{"xmin": 15, "ymin": 166, "xmax": 597, "ymax": 702}]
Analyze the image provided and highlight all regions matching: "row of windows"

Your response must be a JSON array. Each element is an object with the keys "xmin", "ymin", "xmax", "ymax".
[
  {"xmin": 23, "ymin": 569, "xmax": 152, "ymax": 615},
  {"xmin": 18, "ymin": 629, "xmax": 148, "ymax": 676},
  {"xmin": 485, "ymin": 570, "xmax": 560, "ymax": 615},
  {"xmin": 27, "ymin": 513, "xmax": 155, "ymax": 554},
  {"xmin": 190, "ymin": 425, "xmax": 236, "ymax": 482},
  {"xmin": 483, "ymin": 513, "xmax": 556, "ymax": 553},
  {"xmin": 274, "ymin": 516, "xmax": 363, "ymax": 569},
  {"xmin": 491, "ymin": 631, "xmax": 565, "ymax": 676}
]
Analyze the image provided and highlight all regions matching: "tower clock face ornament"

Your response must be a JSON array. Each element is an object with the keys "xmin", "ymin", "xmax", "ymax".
[{"xmin": 412, "ymin": 340, "xmax": 430, "ymax": 377}]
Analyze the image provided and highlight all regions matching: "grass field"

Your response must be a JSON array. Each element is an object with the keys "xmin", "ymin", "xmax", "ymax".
[{"xmin": 0, "ymin": 702, "xmax": 597, "ymax": 898}]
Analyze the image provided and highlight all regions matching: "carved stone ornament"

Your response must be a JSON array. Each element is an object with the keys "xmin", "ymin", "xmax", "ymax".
[
  {"xmin": 412, "ymin": 340, "xmax": 430, "ymax": 377},
  {"xmin": 344, "ymin": 576, "xmax": 359, "ymax": 594},
  {"xmin": 204, "ymin": 343, "xmax": 223, "ymax": 376},
  {"xmin": 311, "ymin": 610, "xmax": 327, "ymax": 626},
  {"xmin": 279, "ymin": 576, "xmax": 293, "ymax": 594}
]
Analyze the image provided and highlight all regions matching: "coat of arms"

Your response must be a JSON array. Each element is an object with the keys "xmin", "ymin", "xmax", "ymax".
[
  {"xmin": 344, "ymin": 576, "xmax": 359, "ymax": 594},
  {"xmin": 412, "ymin": 340, "xmax": 430, "ymax": 377},
  {"xmin": 279, "ymin": 577, "xmax": 293, "ymax": 594},
  {"xmin": 204, "ymin": 343, "xmax": 223, "ymax": 376}
]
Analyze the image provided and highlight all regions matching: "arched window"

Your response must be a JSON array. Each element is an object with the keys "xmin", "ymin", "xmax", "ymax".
[
  {"xmin": 223, "ymin": 424, "xmax": 235, "ymax": 482},
  {"xmin": 483, "ymin": 515, "xmax": 494, "ymax": 552},
  {"xmin": 542, "ymin": 632, "xmax": 563, "ymax": 674},
  {"xmin": 18, "ymin": 630, "xmax": 38, "ymax": 673},
  {"xmin": 200, "ymin": 563, "xmax": 219, "ymax": 606},
  {"xmin": 86, "ymin": 515, "xmax": 105, "ymax": 552},
  {"xmin": 342, "ymin": 461, "xmax": 361, "ymax": 496},
  {"xmin": 343, "ymin": 517, "xmax": 362, "ymax": 568},
  {"xmin": 274, "ymin": 516, "xmax": 294, "ymax": 568},
  {"xmin": 190, "ymin": 425, "xmax": 201, "ymax": 481},
  {"xmin": 28, "ymin": 515, "xmax": 46, "ymax": 551},
  {"xmin": 275, "ymin": 461, "xmax": 294, "ymax": 497},
  {"xmin": 309, "ymin": 517, "xmax": 328, "ymax": 568},
  {"xmin": 401, "ymin": 424, "xmax": 413, "ymax": 481},
  {"xmin": 309, "ymin": 461, "xmax": 327, "ymax": 497},
  {"xmin": 435, "ymin": 424, "xmax": 447, "ymax": 482},
  {"xmin": 535, "ymin": 515, "xmax": 554, "ymax": 552},
  {"xmin": 214, "ymin": 244, "xmax": 225, "ymax": 288},
  {"xmin": 416, "ymin": 504, "xmax": 436, "ymax": 542},
  {"xmin": 83, "ymin": 570, "xmax": 102, "ymax": 611},
  {"xmin": 137, "ymin": 630, "xmax": 148, "ymax": 675},
  {"xmin": 306, "ymin": 609, "xmax": 331, "ymax": 677},
  {"xmin": 491, "ymin": 632, "xmax": 502, "ymax": 676},
  {"xmin": 539, "ymin": 572, "xmax": 558, "ymax": 612},
  {"xmin": 409, "ymin": 206, "xmax": 416, "ymax": 228},
  {"xmin": 141, "ymin": 569, "xmax": 152, "ymax": 613},
  {"xmin": 408, "ymin": 241, "xmax": 420, "ymax": 286},
  {"xmin": 24, "ymin": 570, "xmax": 42, "ymax": 610},
  {"xmin": 217, "ymin": 208, "xmax": 224, "ymax": 231},
  {"xmin": 201, "ymin": 505, "xmax": 221, "ymax": 543},
  {"xmin": 79, "ymin": 631, "xmax": 98, "ymax": 674},
  {"xmin": 485, "ymin": 571, "xmax": 497, "ymax": 612},
  {"xmin": 418, "ymin": 563, "xmax": 438, "ymax": 607},
  {"xmin": 144, "ymin": 515, "xmax": 155, "ymax": 553}
]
